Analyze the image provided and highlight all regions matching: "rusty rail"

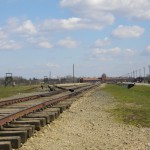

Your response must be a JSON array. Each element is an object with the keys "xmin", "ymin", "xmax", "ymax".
[
  {"xmin": 0, "ymin": 95, "xmax": 41, "ymax": 107},
  {"xmin": 0, "ymin": 85, "xmax": 85, "ymax": 107},
  {"xmin": 0, "ymin": 84, "xmax": 96, "ymax": 126}
]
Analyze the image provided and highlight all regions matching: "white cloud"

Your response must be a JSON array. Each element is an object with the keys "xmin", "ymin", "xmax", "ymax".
[
  {"xmin": 93, "ymin": 47, "xmax": 121, "ymax": 55},
  {"xmin": 38, "ymin": 41, "xmax": 53, "ymax": 49},
  {"xmin": 92, "ymin": 47, "xmax": 136, "ymax": 58},
  {"xmin": 112, "ymin": 25, "xmax": 144, "ymax": 38},
  {"xmin": 0, "ymin": 40, "xmax": 21, "ymax": 50},
  {"xmin": 136, "ymin": 10, "xmax": 150, "ymax": 20},
  {"xmin": 60, "ymin": 0, "xmax": 81, "ymax": 6},
  {"xmin": 124, "ymin": 48, "xmax": 135, "ymax": 56},
  {"xmin": 40, "ymin": 17, "xmax": 81, "ymax": 30},
  {"xmin": 16, "ymin": 20, "xmax": 37, "ymax": 35},
  {"xmin": 6, "ymin": 18, "xmax": 36, "ymax": 36},
  {"xmin": 0, "ymin": 29, "xmax": 7, "ymax": 39},
  {"xmin": 94, "ymin": 37, "xmax": 111, "ymax": 47},
  {"xmin": 40, "ymin": 17, "xmax": 107, "ymax": 31},
  {"xmin": 60, "ymin": 0, "xmax": 150, "ymax": 21},
  {"xmin": 26, "ymin": 36, "xmax": 53, "ymax": 49},
  {"xmin": 58, "ymin": 37, "xmax": 78, "ymax": 48},
  {"xmin": 89, "ymin": 46, "xmax": 136, "ymax": 65}
]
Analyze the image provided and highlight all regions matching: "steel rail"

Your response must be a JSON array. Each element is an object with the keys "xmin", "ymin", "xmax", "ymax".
[
  {"xmin": 0, "ymin": 85, "xmax": 85, "ymax": 107},
  {"xmin": 0, "ymin": 95, "xmax": 41, "ymax": 107},
  {"xmin": 0, "ymin": 84, "xmax": 96, "ymax": 126}
]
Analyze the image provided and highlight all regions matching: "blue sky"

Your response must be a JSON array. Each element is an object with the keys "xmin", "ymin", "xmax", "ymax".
[{"xmin": 0, "ymin": 0, "xmax": 150, "ymax": 79}]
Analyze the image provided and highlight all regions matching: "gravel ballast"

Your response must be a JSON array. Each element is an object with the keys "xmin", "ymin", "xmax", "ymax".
[{"xmin": 17, "ymin": 85, "xmax": 150, "ymax": 150}]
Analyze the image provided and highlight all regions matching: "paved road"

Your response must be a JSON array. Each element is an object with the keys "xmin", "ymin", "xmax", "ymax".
[{"xmin": 135, "ymin": 83, "xmax": 150, "ymax": 86}]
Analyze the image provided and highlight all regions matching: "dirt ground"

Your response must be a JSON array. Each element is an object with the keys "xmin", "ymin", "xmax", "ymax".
[{"xmin": 17, "ymin": 85, "xmax": 150, "ymax": 150}]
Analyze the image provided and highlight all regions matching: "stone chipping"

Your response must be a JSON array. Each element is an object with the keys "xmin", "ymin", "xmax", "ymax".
[{"xmin": 17, "ymin": 85, "xmax": 150, "ymax": 150}]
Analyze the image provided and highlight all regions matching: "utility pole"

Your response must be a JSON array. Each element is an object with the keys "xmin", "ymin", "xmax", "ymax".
[
  {"xmin": 73, "ymin": 64, "xmax": 74, "ymax": 84},
  {"xmin": 135, "ymin": 70, "xmax": 137, "ymax": 78},
  {"xmin": 133, "ymin": 70, "xmax": 135, "ymax": 78},
  {"xmin": 148, "ymin": 65, "xmax": 150, "ymax": 81},
  {"xmin": 143, "ymin": 67, "xmax": 145, "ymax": 82},
  {"xmin": 49, "ymin": 71, "xmax": 51, "ymax": 84},
  {"xmin": 49, "ymin": 71, "xmax": 51, "ymax": 79},
  {"xmin": 139, "ymin": 69, "xmax": 141, "ymax": 77},
  {"xmin": 148, "ymin": 65, "xmax": 150, "ymax": 78}
]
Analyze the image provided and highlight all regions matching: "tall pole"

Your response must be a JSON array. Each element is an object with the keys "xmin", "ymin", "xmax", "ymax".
[
  {"xmin": 73, "ymin": 64, "xmax": 74, "ymax": 84},
  {"xmin": 49, "ymin": 71, "xmax": 51, "ymax": 79},
  {"xmin": 148, "ymin": 65, "xmax": 150, "ymax": 81},
  {"xmin": 49, "ymin": 71, "xmax": 51, "ymax": 84},
  {"xmin": 148, "ymin": 65, "xmax": 150, "ymax": 78},
  {"xmin": 133, "ymin": 70, "xmax": 135, "ymax": 78},
  {"xmin": 143, "ymin": 67, "xmax": 145, "ymax": 82},
  {"xmin": 139, "ymin": 69, "xmax": 141, "ymax": 77}
]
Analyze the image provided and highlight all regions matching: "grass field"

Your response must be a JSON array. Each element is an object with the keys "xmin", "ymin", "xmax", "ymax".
[
  {"xmin": 102, "ymin": 84, "xmax": 150, "ymax": 127},
  {"xmin": 0, "ymin": 85, "xmax": 39, "ymax": 99}
]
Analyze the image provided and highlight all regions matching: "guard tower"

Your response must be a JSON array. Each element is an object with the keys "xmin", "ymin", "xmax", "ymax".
[
  {"xmin": 5, "ymin": 73, "xmax": 13, "ymax": 86},
  {"xmin": 44, "ymin": 76, "xmax": 49, "ymax": 83}
]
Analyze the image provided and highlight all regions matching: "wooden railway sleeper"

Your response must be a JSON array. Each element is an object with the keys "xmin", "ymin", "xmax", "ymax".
[
  {"xmin": 25, "ymin": 114, "xmax": 51, "ymax": 124},
  {"xmin": 0, "ymin": 126, "xmax": 32, "ymax": 138},
  {"xmin": 0, "ymin": 130, "xmax": 27, "ymax": 143},
  {"xmin": 17, "ymin": 117, "xmax": 46, "ymax": 127},
  {"xmin": 0, "ymin": 141, "xmax": 12, "ymax": 150},
  {"xmin": 0, "ymin": 84, "xmax": 96, "ymax": 149},
  {"xmin": 12, "ymin": 120, "xmax": 41, "ymax": 131},
  {"xmin": 0, "ymin": 136, "xmax": 21, "ymax": 149}
]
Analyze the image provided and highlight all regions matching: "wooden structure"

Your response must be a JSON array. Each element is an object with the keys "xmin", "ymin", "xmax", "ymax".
[{"xmin": 5, "ymin": 73, "xmax": 13, "ymax": 86}]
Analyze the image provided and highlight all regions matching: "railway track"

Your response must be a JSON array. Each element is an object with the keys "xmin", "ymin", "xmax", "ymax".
[{"xmin": 0, "ymin": 84, "xmax": 96, "ymax": 150}]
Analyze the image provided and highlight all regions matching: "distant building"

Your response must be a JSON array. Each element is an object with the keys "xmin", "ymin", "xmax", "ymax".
[
  {"xmin": 101, "ymin": 73, "xmax": 107, "ymax": 82},
  {"xmin": 80, "ymin": 77, "xmax": 101, "ymax": 83}
]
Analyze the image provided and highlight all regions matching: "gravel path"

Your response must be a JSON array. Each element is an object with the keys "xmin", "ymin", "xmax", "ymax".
[{"xmin": 17, "ymin": 85, "xmax": 150, "ymax": 150}]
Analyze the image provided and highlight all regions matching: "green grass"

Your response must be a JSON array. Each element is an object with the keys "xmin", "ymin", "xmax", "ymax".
[
  {"xmin": 0, "ymin": 85, "xmax": 39, "ymax": 99},
  {"xmin": 102, "ymin": 84, "xmax": 150, "ymax": 127}
]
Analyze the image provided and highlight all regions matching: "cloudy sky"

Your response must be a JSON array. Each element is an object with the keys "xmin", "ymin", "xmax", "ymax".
[{"xmin": 0, "ymin": 0, "xmax": 150, "ymax": 79}]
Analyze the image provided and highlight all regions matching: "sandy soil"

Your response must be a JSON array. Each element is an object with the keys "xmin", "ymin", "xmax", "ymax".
[{"xmin": 17, "ymin": 85, "xmax": 150, "ymax": 150}]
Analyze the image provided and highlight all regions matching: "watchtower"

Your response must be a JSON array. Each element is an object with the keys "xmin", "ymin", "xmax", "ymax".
[
  {"xmin": 5, "ymin": 73, "xmax": 13, "ymax": 86},
  {"xmin": 44, "ymin": 76, "xmax": 49, "ymax": 83}
]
